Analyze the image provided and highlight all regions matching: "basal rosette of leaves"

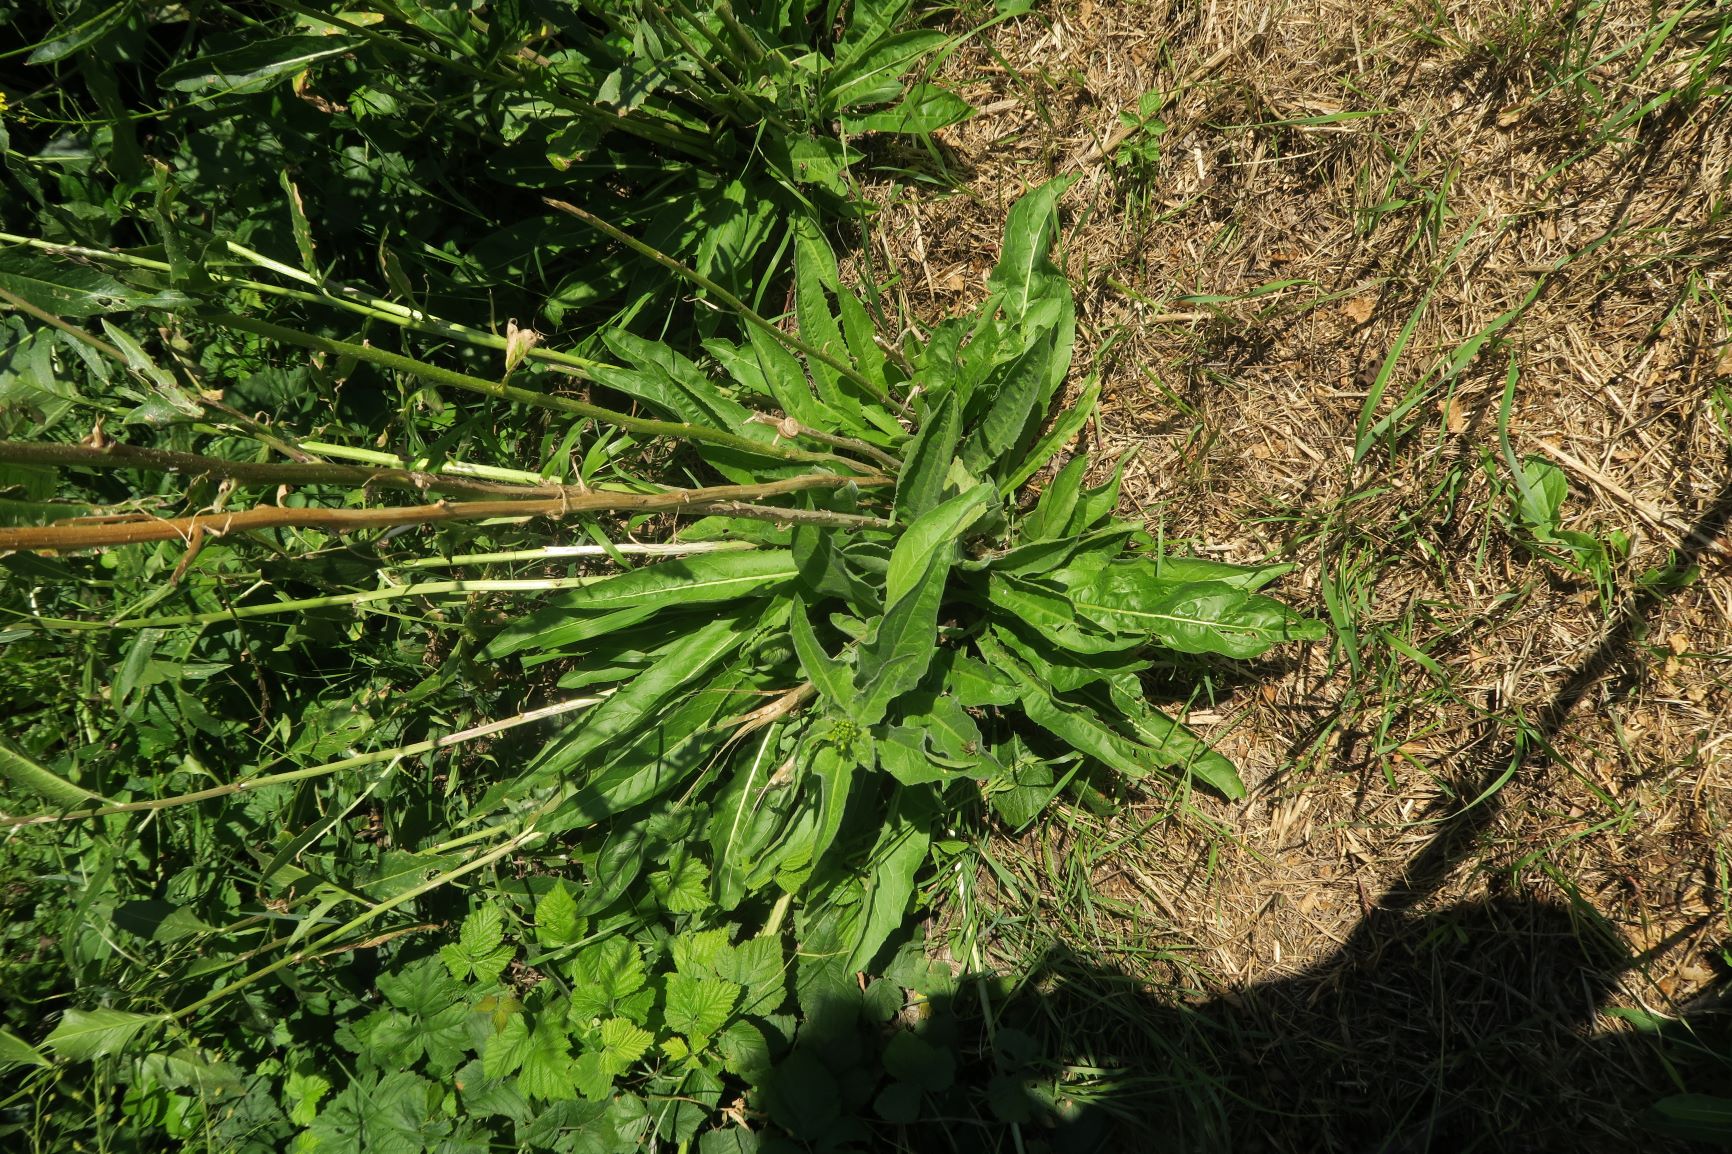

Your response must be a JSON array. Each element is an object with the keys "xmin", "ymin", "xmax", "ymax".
[
  {"xmin": 0, "ymin": 5, "xmax": 1321, "ymax": 1149},
  {"xmin": 1, "ymin": 180, "xmax": 1319, "ymax": 1150}
]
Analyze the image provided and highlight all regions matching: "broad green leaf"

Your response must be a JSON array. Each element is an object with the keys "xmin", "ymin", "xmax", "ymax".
[
  {"xmin": 854, "ymin": 550, "xmax": 948, "ymax": 726},
  {"xmin": 516, "ymin": 1017, "xmax": 576, "ymax": 1102},
  {"xmin": 598, "ymin": 1017, "xmax": 653, "ymax": 1073},
  {"xmin": 885, "ymin": 482, "xmax": 993, "ymax": 605},
  {"xmin": 1075, "ymin": 576, "xmax": 1325, "ymax": 658},
  {"xmin": 440, "ymin": 906, "xmax": 515, "ymax": 984},
  {"xmin": 0, "ymin": 250, "xmax": 186, "ymax": 318},
  {"xmin": 650, "ymin": 857, "xmax": 711, "ymax": 913},
  {"xmin": 159, "ymin": 35, "xmax": 363, "ymax": 93},
  {"xmin": 283, "ymin": 1066, "xmax": 332, "ymax": 1126},
  {"xmin": 722, "ymin": 936, "xmax": 787, "ymax": 1018},
  {"xmin": 793, "ymin": 524, "xmax": 880, "ymax": 611},
  {"xmin": 483, "ymin": 1014, "xmax": 531, "ymax": 1080},
  {"xmin": 568, "ymin": 938, "xmax": 648, "ymax": 1024},
  {"xmin": 1518, "ymin": 457, "xmax": 1568, "ymax": 537},
  {"xmin": 45, "ymin": 1008, "xmax": 164, "ymax": 1060},
  {"xmin": 715, "ymin": 1019, "xmax": 776, "ymax": 1083},
  {"xmin": 823, "ymin": 30, "xmax": 947, "ymax": 112},
  {"xmin": 372, "ymin": 958, "xmax": 473, "ymax": 1076},
  {"xmin": 0, "ymin": 1026, "xmax": 50, "ymax": 1069},
  {"xmin": 941, "ymin": 650, "xmax": 1019, "ymax": 707},
  {"xmin": 894, "ymin": 391, "xmax": 960, "ymax": 523},
  {"xmin": 358, "ymin": 848, "xmax": 461, "ymax": 903},
  {"xmin": 27, "ymin": 2, "xmax": 134, "ymax": 63},
  {"xmin": 672, "ymin": 927, "xmax": 735, "ymax": 977},
  {"xmin": 0, "ymin": 738, "xmax": 111, "ymax": 808},
  {"xmin": 981, "ymin": 634, "xmax": 1196, "ymax": 784},
  {"xmin": 876, "ymin": 725, "xmax": 949, "ymax": 785},
  {"xmin": 841, "ymin": 84, "xmax": 970, "ymax": 134},
  {"xmin": 844, "ymin": 801, "xmax": 932, "ymax": 974},
  {"xmin": 665, "ymin": 974, "xmax": 740, "ymax": 1046},
  {"xmin": 987, "ymin": 179, "xmax": 1076, "ymax": 324},
  {"xmin": 485, "ymin": 551, "xmax": 794, "ymax": 658},
  {"xmin": 535, "ymin": 882, "xmax": 582, "ymax": 948}
]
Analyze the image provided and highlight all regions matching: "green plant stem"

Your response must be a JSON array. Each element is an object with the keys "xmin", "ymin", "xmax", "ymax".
[
  {"xmin": 1, "ymin": 696, "xmax": 603, "ymax": 829},
  {"xmin": 761, "ymin": 891, "xmax": 794, "ymax": 938},
  {"xmin": 0, "ymin": 229, "xmax": 613, "ymax": 381},
  {"xmin": 390, "ymin": 540, "xmax": 758, "ymax": 569},
  {"xmin": 713, "ymin": 0, "xmax": 767, "ymax": 64},
  {"xmin": 747, "ymin": 413, "xmax": 903, "ymax": 472},
  {"xmin": 103, "ymin": 577, "xmax": 615, "ymax": 630},
  {"xmin": 541, "ymin": 197, "xmax": 895, "ymax": 405},
  {"xmin": 294, "ymin": 441, "xmax": 555, "ymax": 486},
  {"xmin": 219, "ymin": 240, "xmax": 609, "ymax": 381},
  {"xmin": 0, "ymin": 440, "xmax": 556, "ymax": 500},
  {"xmin": 168, "ymin": 818, "xmax": 550, "ymax": 1024},
  {"xmin": 204, "ymin": 313, "xmax": 874, "ymax": 471}
]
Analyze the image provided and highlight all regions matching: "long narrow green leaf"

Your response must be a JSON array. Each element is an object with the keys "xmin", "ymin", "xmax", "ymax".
[
  {"xmin": 486, "ymin": 616, "xmax": 751, "ymax": 808},
  {"xmin": 0, "ymin": 1026, "xmax": 50, "ymax": 1069},
  {"xmin": 1072, "ymin": 570, "xmax": 1325, "ymax": 658},
  {"xmin": 854, "ymin": 548, "xmax": 949, "ymax": 726},
  {"xmin": 823, "ymin": 30, "xmax": 948, "ymax": 111},
  {"xmin": 981, "ymin": 634, "xmax": 1239, "ymax": 792},
  {"xmin": 552, "ymin": 660, "xmax": 754, "ymax": 830},
  {"xmin": 1021, "ymin": 453, "xmax": 1088, "ymax": 542},
  {"xmin": 884, "ymin": 482, "xmax": 992, "ymax": 605},
  {"xmin": 893, "ymin": 392, "xmax": 960, "ymax": 523},
  {"xmin": 158, "ymin": 35, "xmax": 363, "ymax": 93},
  {"xmin": 1003, "ymin": 375, "xmax": 1099, "ymax": 493},
  {"xmin": 0, "ymin": 739, "xmax": 112, "ymax": 808},
  {"xmin": 987, "ymin": 178, "xmax": 1075, "ymax": 324},
  {"xmin": 485, "ymin": 551, "xmax": 797, "ymax": 658},
  {"xmin": 962, "ymin": 333, "xmax": 1052, "ymax": 477},
  {"xmin": 44, "ymin": 1009, "xmax": 166, "ymax": 1060},
  {"xmin": 790, "ymin": 599, "xmax": 858, "ymax": 718}
]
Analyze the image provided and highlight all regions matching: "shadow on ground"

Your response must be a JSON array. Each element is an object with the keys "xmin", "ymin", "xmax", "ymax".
[{"xmin": 757, "ymin": 452, "xmax": 1732, "ymax": 1154}]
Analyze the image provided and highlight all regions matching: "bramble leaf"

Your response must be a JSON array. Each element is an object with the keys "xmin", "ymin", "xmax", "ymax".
[{"xmin": 441, "ymin": 906, "xmax": 515, "ymax": 984}]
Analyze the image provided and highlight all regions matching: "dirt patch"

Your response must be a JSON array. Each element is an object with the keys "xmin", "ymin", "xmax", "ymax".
[{"xmin": 878, "ymin": 1, "xmax": 1732, "ymax": 1148}]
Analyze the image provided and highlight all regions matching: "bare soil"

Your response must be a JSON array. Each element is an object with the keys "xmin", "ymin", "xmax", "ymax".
[{"xmin": 871, "ymin": 2, "xmax": 1732, "ymax": 1149}]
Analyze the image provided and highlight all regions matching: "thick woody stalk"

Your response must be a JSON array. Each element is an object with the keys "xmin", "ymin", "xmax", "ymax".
[{"xmin": 0, "ymin": 473, "xmax": 890, "ymax": 551}]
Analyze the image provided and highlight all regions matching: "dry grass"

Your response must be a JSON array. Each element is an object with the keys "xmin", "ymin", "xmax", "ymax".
[{"xmin": 871, "ymin": 0, "xmax": 1732, "ymax": 1148}]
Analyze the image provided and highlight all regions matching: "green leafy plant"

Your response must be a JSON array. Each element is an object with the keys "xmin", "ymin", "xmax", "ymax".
[{"xmin": 0, "ymin": 5, "xmax": 1319, "ymax": 1148}]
